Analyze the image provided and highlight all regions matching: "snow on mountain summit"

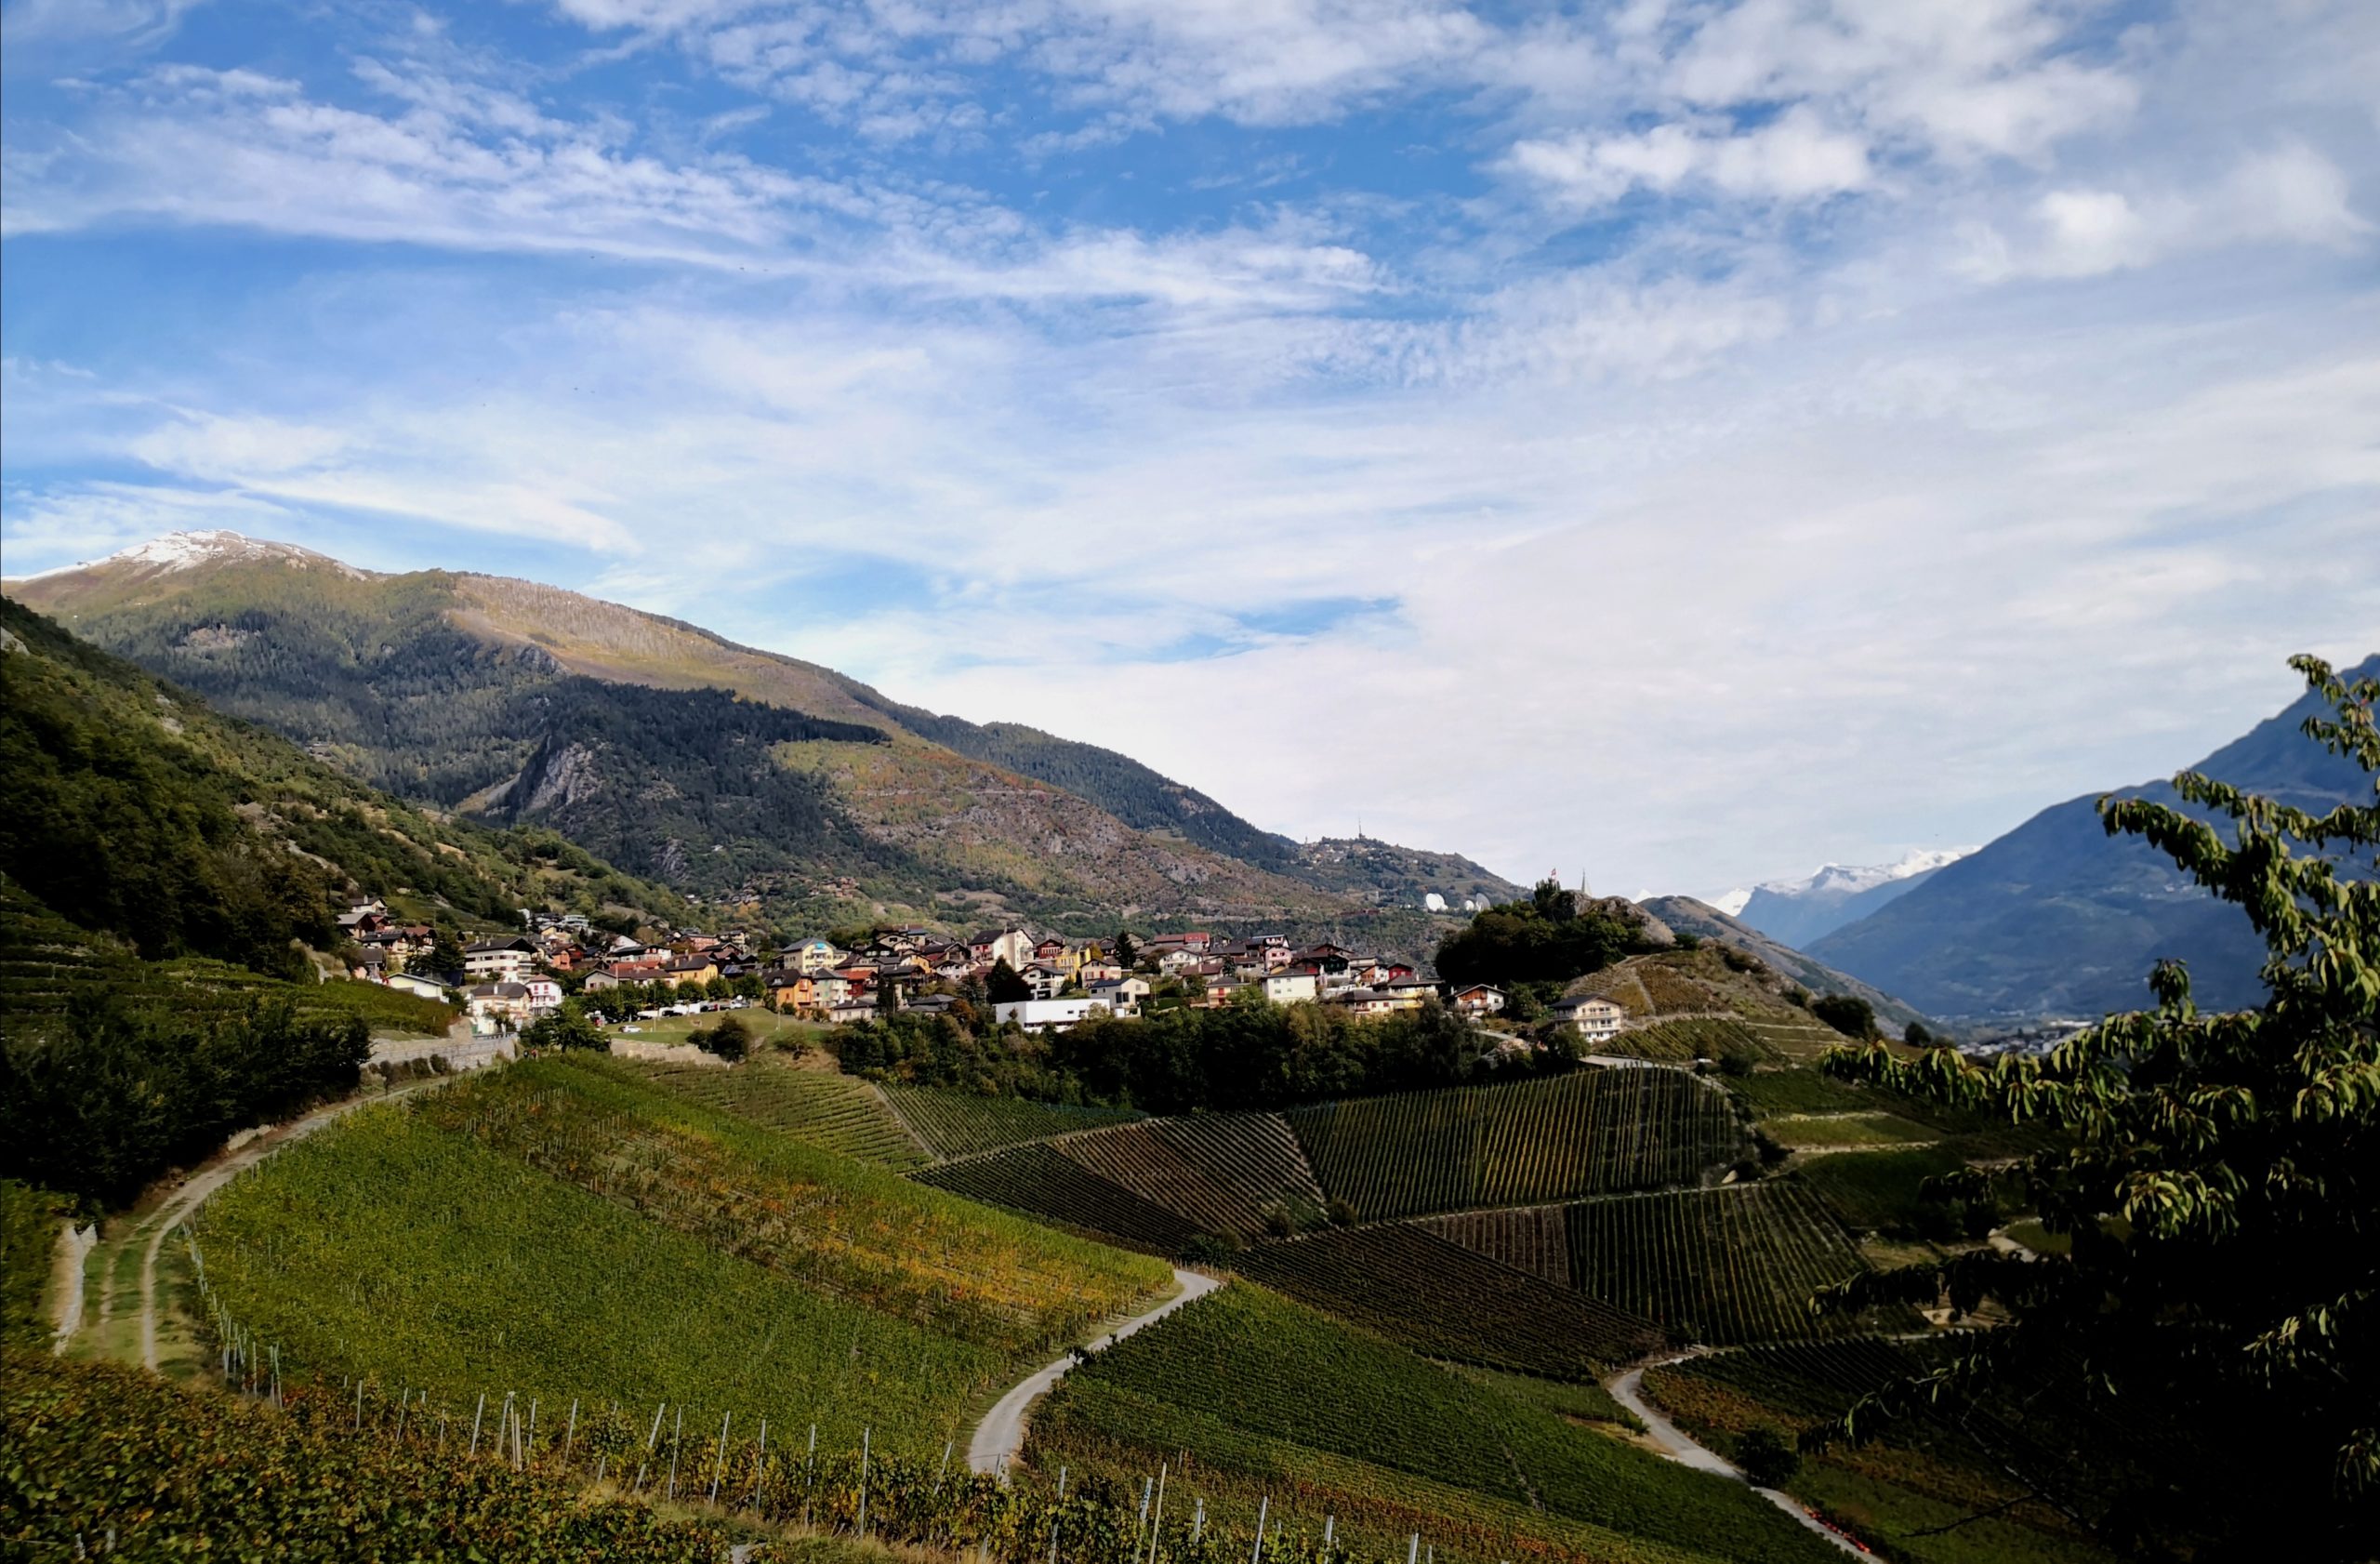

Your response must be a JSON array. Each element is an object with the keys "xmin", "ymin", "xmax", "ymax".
[
  {"xmin": 1756, "ymin": 847, "xmax": 1977, "ymax": 899},
  {"xmin": 88, "ymin": 531, "xmax": 368, "ymax": 579}
]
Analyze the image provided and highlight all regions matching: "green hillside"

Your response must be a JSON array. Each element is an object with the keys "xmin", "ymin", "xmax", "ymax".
[
  {"xmin": 186, "ymin": 1058, "xmax": 1172, "ymax": 1454},
  {"xmin": 1029, "ymin": 1284, "xmax": 1842, "ymax": 1564},
  {"xmin": 7, "ymin": 541, "xmax": 1490, "ymax": 936}
]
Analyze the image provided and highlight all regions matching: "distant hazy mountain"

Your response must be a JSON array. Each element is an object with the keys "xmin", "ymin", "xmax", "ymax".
[
  {"xmin": 1735, "ymin": 847, "xmax": 1977, "ymax": 948},
  {"xmin": 1637, "ymin": 895, "xmax": 1932, "ymax": 1034},
  {"xmin": 6, "ymin": 531, "xmax": 1509, "ymax": 941},
  {"xmin": 1808, "ymin": 658, "xmax": 2376, "ymax": 1020}
]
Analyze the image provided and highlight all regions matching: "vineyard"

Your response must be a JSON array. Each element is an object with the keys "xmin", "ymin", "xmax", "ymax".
[
  {"xmin": 1726, "ymin": 1069, "xmax": 1877, "ymax": 1118},
  {"xmin": 1561, "ymin": 1184, "xmax": 1884, "ymax": 1344},
  {"xmin": 1231, "ymin": 1222, "xmax": 1662, "ymax": 1375},
  {"xmin": 1418, "ymin": 1203, "xmax": 1569, "ymax": 1284},
  {"xmin": 1792, "ymin": 1146, "xmax": 1972, "ymax": 1232},
  {"xmin": 604, "ymin": 1053, "xmax": 929, "ymax": 1167},
  {"xmin": 916, "ymin": 1143, "xmax": 1204, "ymax": 1254},
  {"xmin": 1031, "ymin": 1284, "xmax": 1844, "ymax": 1564},
  {"xmin": 1284, "ymin": 1069, "xmax": 1745, "ymax": 1222},
  {"xmin": 1055, "ymin": 1115, "xmax": 1326, "ymax": 1239},
  {"xmin": 1641, "ymin": 1344, "xmax": 2126, "ymax": 1564},
  {"xmin": 410, "ymin": 1059, "xmax": 1169, "ymax": 1354},
  {"xmin": 1761, "ymin": 1113, "xmax": 1936, "ymax": 1151},
  {"xmin": 1594, "ymin": 1018, "xmax": 1778, "ymax": 1067},
  {"xmin": 1, "ymin": 1352, "xmax": 731, "ymax": 1560},
  {"xmin": 187, "ymin": 1103, "xmax": 1006, "ymax": 1453},
  {"xmin": 882, "ymin": 1085, "xmax": 1143, "ymax": 1160}
]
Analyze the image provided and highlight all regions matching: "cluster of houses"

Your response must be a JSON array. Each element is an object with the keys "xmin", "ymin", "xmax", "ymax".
[{"xmin": 344, "ymin": 896, "xmax": 1633, "ymax": 1042}]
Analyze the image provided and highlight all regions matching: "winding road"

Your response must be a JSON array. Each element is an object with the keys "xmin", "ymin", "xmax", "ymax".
[
  {"xmin": 1606, "ymin": 1359, "xmax": 1868, "ymax": 1557},
  {"xmin": 967, "ymin": 1267, "xmax": 1223, "ymax": 1476}
]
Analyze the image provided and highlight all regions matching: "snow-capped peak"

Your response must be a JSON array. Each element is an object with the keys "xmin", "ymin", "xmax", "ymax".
[
  {"xmin": 98, "ymin": 531, "xmax": 364, "ymax": 578},
  {"xmin": 1710, "ymin": 888, "xmax": 1753, "ymax": 917},
  {"xmin": 1757, "ymin": 847, "xmax": 1977, "ymax": 899}
]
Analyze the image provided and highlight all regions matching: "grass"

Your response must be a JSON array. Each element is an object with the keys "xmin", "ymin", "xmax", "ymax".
[
  {"xmin": 610, "ymin": 1010, "xmax": 826, "ymax": 1049},
  {"xmin": 1031, "ymin": 1283, "xmax": 1843, "ymax": 1564}
]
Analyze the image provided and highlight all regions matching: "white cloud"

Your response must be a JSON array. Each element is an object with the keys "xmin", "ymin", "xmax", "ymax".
[
  {"xmin": 1967, "ymin": 143, "xmax": 2371, "ymax": 279},
  {"xmin": 1505, "ymin": 107, "xmax": 1872, "ymax": 211}
]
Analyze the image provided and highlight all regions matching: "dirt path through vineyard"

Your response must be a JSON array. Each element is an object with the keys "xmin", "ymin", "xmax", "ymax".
[
  {"xmin": 1606, "ymin": 1359, "xmax": 1868, "ymax": 1557},
  {"xmin": 99, "ymin": 1076, "xmax": 456, "ymax": 1371},
  {"xmin": 967, "ymin": 1267, "xmax": 1223, "ymax": 1476}
]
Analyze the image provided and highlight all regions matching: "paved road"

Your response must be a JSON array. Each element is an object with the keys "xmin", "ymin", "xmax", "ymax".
[
  {"xmin": 967, "ymin": 1268, "xmax": 1222, "ymax": 1476},
  {"xmin": 1606, "ymin": 1359, "xmax": 1869, "ymax": 1557}
]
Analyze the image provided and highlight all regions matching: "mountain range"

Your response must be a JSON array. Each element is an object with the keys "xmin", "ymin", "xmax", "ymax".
[
  {"xmin": 1732, "ymin": 848, "xmax": 1978, "ymax": 949},
  {"xmin": 1805, "ymin": 657, "xmax": 2375, "ymax": 1020},
  {"xmin": 7, "ymin": 533, "xmax": 1521, "ymax": 947}
]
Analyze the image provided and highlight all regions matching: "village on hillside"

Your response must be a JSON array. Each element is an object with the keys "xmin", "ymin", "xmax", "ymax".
[{"xmin": 333, "ymin": 895, "xmax": 1630, "ymax": 1044}]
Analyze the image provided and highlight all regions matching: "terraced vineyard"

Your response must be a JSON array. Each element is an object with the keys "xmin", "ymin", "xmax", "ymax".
[
  {"xmin": 1598, "ymin": 1017, "xmax": 1778, "ymax": 1067},
  {"xmin": 1232, "ymin": 1221, "xmax": 1662, "ymax": 1375},
  {"xmin": 880, "ymin": 1084, "xmax": 1140, "ymax": 1160},
  {"xmin": 1743, "ymin": 1018, "xmax": 1849, "ymax": 1062},
  {"xmin": 1285, "ymin": 1069, "xmax": 1745, "ymax": 1222},
  {"xmin": 1058, "ymin": 1114, "xmax": 1326, "ymax": 1239},
  {"xmin": 1763, "ymin": 1112, "xmax": 1936, "ymax": 1151},
  {"xmin": 1793, "ymin": 1146, "xmax": 1972, "ymax": 1231},
  {"xmin": 606, "ymin": 1054, "xmax": 927, "ymax": 1166},
  {"xmin": 1563, "ymin": 1184, "xmax": 1880, "ymax": 1343},
  {"xmin": 1030, "ymin": 1284, "xmax": 1843, "ymax": 1564},
  {"xmin": 915, "ymin": 1144, "xmax": 1201, "ymax": 1253},
  {"xmin": 1420, "ymin": 1203, "xmax": 1570, "ymax": 1284}
]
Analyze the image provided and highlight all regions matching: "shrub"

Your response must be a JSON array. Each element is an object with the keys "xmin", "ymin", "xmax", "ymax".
[
  {"xmin": 1735, "ymin": 1427, "xmax": 1801, "ymax": 1488},
  {"xmin": 1807, "ymin": 994, "xmax": 1875, "ymax": 1040}
]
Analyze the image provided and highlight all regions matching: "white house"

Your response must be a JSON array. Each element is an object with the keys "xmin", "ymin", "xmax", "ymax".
[
  {"xmin": 1551, "ymin": 994, "xmax": 1627, "ymax": 1043},
  {"xmin": 467, "ymin": 981, "xmax": 538, "ymax": 1033},
  {"xmin": 994, "ymin": 997, "xmax": 1112, "ymax": 1032},
  {"xmin": 1086, "ymin": 976, "xmax": 1151, "ymax": 1016},
  {"xmin": 464, "ymin": 936, "xmax": 538, "ymax": 982},
  {"xmin": 1262, "ymin": 972, "xmax": 1320, "ymax": 1004},
  {"xmin": 385, "ymin": 972, "xmax": 449, "ymax": 1001}
]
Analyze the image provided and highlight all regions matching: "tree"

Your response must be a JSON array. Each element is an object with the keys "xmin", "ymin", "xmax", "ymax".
[
  {"xmin": 1807, "ymin": 993, "xmax": 1875, "ymax": 1040},
  {"xmin": 1808, "ymin": 656, "xmax": 2378, "ymax": 1559},
  {"xmin": 1734, "ymin": 1427, "xmax": 1800, "ymax": 1489},
  {"xmin": 423, "ymin": 929, "xmax": 466, "ymax": 979},
  {"xmin": 1113, "ymin": 931, "xmax": 1138, "ymax": 969},
  {"xmin": 1903, "ymin": 1019, "xmax": 1934, "ymax": 1046},
  {"xmin": 523, "ymin": 1004, "xmax": 605, "ymax": 1052},
  {"xmin": 692, "ymin": 1014, "xmax": 751, "ymax": 1062},
  {"xmin": 986, "ymin": 958, "xmax": 1032, "ymax": 1005}
]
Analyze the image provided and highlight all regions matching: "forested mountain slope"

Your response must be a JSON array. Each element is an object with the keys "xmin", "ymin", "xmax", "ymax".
[
  {"xmin": 0, "ymin": 594, "xmax": 691, "ymax": 963},
  {"xmin": 9, "ymin": 534, "xmax": 1501, "ymax": 934},
  {"xmin": 1807, "ymin": 655, "xmax": 2378, "ymax": 1019}
]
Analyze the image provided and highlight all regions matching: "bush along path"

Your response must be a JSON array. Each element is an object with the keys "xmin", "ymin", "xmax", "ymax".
[
  {"xmin": 1604, "ymin": 1358, "xmax": 1866, "ymax": 1557},
  {"xmin": 968, "ymin": 1268, "xmax": 1222, "ymax": 1476}
]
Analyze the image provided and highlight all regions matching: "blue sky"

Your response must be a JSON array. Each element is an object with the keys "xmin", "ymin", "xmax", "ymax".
[{"xmin": 3, "ymin": 0, "xmax": 2375, "ymax": 900}]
